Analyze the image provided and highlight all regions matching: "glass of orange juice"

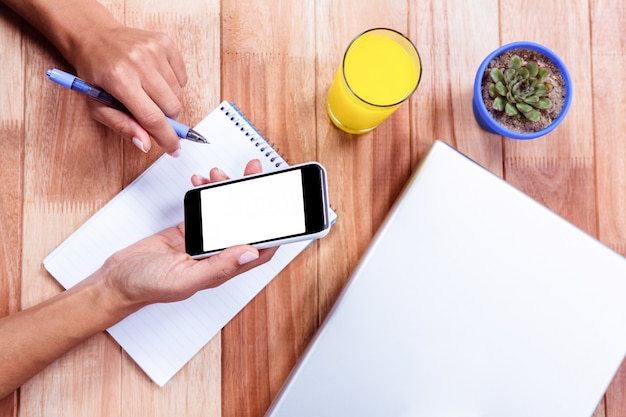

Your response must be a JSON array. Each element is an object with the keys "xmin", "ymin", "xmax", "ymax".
[{"xmin": 327, "ymin": 28, "xmax": 422, "ymax": 134}]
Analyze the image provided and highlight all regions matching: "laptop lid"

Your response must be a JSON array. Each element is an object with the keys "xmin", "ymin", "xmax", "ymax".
[{"xmin": 265, "ymin": 140, "xmax": 626, "ymax": 417}]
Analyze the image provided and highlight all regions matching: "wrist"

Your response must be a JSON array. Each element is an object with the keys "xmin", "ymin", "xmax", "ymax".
[
  {"xmin": 6, "ymin": 0, "xmax": 122, "ymax": 67},
  {"xmin": 76, "ymin": 267, "xmax": 145, "ymax": 328},
  {"xmin": 49, "ymin": 3, "xmax": 122, "ymax": 68}
]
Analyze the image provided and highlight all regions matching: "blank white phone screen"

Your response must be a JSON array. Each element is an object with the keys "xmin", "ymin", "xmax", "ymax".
[{"xmin": 200, "ymin": 169, "xmax": 306, "ymax": 250}]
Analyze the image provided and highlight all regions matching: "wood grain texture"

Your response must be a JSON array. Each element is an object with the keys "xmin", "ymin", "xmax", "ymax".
[
  {"xmin": 0, "ymin": 4, "xmax": 23, "ymax": 417},
  {"xmin": 501, "ymin": 0, "xmax": 597, "ymax": 234},
  {"xmin": 18, "ymin": 19, "xmax": 124, "ymax": 417},
  {"xmin": 0, "ymin": 7, "xmax": 24, "ymax": 319},
  {"xmin": 592, "ymin": 1, "xmax": 626, "ymax": 416},
  {"xmin": 2, "ymin": 0, "xmax": 626, "ymax": 416},
  {"xmin": 315, "ymin": 0, "xmax": 413, "ymax": 329},
  {"xmin": 411, "ymin": 0, "xmax": 503, "ymax": 174},
  {"xmin": 220, "ymin": 2, "xmax": 318, "ymax": 416},
  {"xmin": 607, "ymin": 359, "xmax": 626, "ymax": 417},
  {"xmin": 591, "ymin": 0, "xmax": 626, "ymax": 256},
  {"xmin": 119, "ymin": 1, "xmax": 223, "ymax": 417}
]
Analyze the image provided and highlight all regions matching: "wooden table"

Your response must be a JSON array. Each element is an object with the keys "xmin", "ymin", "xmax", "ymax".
[{"xmin": 1, "ymin": 0, "xmax": 625, "ymax": 416}]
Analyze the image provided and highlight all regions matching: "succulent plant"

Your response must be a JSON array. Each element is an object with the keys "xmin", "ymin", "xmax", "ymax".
[{"xmin": 488, "ymin": 54, "xmax": 553, "ymax": 122}]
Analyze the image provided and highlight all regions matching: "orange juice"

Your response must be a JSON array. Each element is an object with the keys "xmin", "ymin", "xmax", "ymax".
[{"xmin": 327, "ymin": 29, "xmax": 421, "ymax": 134}]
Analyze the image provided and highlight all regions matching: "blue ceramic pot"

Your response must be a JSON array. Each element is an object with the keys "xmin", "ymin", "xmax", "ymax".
[{"xmin": 472, "ymin": 41, "xmax": 572, "ymax": 140}]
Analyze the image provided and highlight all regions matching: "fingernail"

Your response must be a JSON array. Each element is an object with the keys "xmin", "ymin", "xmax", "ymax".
[
  {"xmin": 169, "ymin": 147, "xmax": 182, "ymax": 158},
  {"xmin": 238, "ymin": 250, "xmax": 259, "ymax": 265},
  {"xmin": 215, "ymin": 167, "xmax": 227, "ymax": 177},
  {"xmin": 132, "ymin": 137, "xmax": 148, "ymax": 153},
  {"xmin": 192, "ymin": 174, "xmax": 210, "ymax": 183}
]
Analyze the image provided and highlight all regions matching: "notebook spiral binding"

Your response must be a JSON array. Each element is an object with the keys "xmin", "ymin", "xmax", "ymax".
[{"xmin": 220, "ymin": 103, "xmax": 286, "ymax": 168}]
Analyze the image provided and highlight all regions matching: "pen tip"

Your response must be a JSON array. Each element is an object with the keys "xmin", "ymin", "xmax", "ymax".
[{"xmin": 186, "ymin": 129, "xmax": 209, "ymax": 144}]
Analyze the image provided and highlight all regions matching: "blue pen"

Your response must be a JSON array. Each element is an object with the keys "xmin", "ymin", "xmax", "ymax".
[{"xmin": 46, "ymin": 68, "xmax": 208, "ymax": 144}]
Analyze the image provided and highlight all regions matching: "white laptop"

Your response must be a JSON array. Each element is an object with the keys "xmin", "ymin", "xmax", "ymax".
[{"xmin": 264, "ymin": 140, "xmax": 626, "ymax": 417}]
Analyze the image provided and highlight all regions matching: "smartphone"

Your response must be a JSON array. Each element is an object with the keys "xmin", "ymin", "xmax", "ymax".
[{"xmin": 184, "ymin": 162, "xmax": 331, "ymax": 259}]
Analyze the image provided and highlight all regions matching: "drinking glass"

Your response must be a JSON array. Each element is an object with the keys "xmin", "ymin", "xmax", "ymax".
[{"xmin": 326, "ymin": 28, "xmax": 422, "ymax": 134}]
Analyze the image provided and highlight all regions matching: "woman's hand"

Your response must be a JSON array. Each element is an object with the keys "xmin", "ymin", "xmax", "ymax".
[
  {"xmin": 101, "ymin": 159, "xmax": 276, "ymax": 309},
  {"xmin": 73, "ymin": 25, "xmax": 188, "ymax": 157},
  {"xmin": 1, "ymin": 0, "xmax": 189, "ymax": 156},
  {"xmin": 0, "ymin": 159, "xmax": 275, "ymax": 398}
]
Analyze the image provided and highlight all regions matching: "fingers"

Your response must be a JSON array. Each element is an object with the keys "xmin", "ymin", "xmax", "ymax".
[
  {"xmin": 188, "ymin": 167, "xmax": 226, "ymax": 187},
  {"xmin": 190, "ymin": 159, "xmax": 262, "ymax": 186},
  {"xmin": 76, "ymin": 28, "xmax": 188, "ymax": 157},
  {"xmin": 209, "ymin": 167, "xmax": 230, "ymax": 182},
  {"xmin": 106, "ymin": 224, "xmax": 277, "ymax": 305},
  {"xmin": 112, "ymin": 82, "xmax": 182, "ymax": 156},
  {"xmin": 84, "ymin": 77, "xmax": 182, "ymax": 156},
  {"xmin": 162, "ymin": 34, "xmax": 188, "ymax": 89},
  {"xmin": 120, "ymin": 36, "xmax": 185, "ymax": 156},
  {"xmin": 190, "ymin": 174, "xmax": 210, "ymax": 187},
  {"xmin": 185, "ymin": 159, "xmax": 271, "ymax": 289},
  {"xmin": 243, "ymin": 159, "xmax": 262, "ymax": 176},
  {"xmin": 87, "ymin": 101, "xmax": 152, "ymax": 153},
  {"xmin": 188, "ymin": 245, "xmax": 262, "ymax": 289},
  {"xmin": 178, "ymin": 244, "xmax": 276, "ymax": 292}
]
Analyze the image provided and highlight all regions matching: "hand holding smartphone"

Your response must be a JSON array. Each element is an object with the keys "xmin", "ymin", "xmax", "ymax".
[{"xmin": 184, "ymin": 162, "xmax": 331, "ymax": 259}]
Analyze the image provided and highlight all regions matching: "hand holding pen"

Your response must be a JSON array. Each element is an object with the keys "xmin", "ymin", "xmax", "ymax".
[{"xmin": 47, "ymin": 69, "xmax": 208, "ymax": 156}]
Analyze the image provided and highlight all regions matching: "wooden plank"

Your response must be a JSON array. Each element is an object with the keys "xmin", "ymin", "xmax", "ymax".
[
  {"xmin": 590, "ymin": 0, "xmax": 626, "ymax": 257},
  {"xmin": 18, "ymin": 21, "xmax": 124, "ymax": 417},
  {"xmin": 606, "ymin": 359, "xmax": 626, "ymax": 417},
  {"xmin": 118, "ymin": 1, "xmax": 222, "ymax": 416},
  {"xmin": 16, "ymin": 3, "xmax": 125, "ymax": 415},
  {"xmin": 0, "ymin": 4, "xmax": 24, "ymax": 417},
  {"xmin": 315, "ymin": 0, "xmax": 413, "ymax": 333},
  {"xmin": 591, "ymin": 1, "xmax": 626, "ymax": 415},
  {"xmin": 410, "ymin": 0, "xmax": 502, "ymax": 174},
  {"xmin": 500, "ymin": 0, "xmax": 596, "ymax": 234},
  {"xmin": 500, "ymin": 2, "xmax": 609, "ymax": 416},
  {"xmin": 220, "ymin": 2, "xmax": 318, "ymax": 416}
]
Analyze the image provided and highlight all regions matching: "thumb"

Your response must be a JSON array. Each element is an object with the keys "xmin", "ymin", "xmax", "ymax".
[{"xmin": 189, "ymin": 245, "xmax": 261, "ymax": 289}]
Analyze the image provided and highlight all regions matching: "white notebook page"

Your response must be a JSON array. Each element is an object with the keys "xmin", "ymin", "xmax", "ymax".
[{"xmin": 44, "ymin": 101, "xmax": 334, "ymax": 386}]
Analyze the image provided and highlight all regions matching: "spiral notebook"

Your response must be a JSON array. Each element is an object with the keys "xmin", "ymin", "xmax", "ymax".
[{"xmin": 44, "ymin": 101, "xmax": 336, "ymax": 386}]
